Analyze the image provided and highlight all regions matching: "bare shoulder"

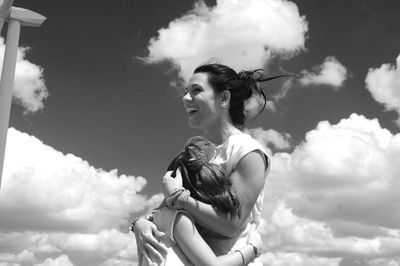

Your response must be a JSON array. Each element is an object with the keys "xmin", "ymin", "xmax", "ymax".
[
  {"xmin": 174, "ymin": 212, "xmax": 196, "ymax": 236},
  {"xmin": 236, "ymin": 150, "xmax": 268, "ymax": 176}
]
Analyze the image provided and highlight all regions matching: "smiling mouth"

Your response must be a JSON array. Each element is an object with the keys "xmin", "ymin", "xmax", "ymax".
[{"xmin": 186, "ymin": 108, "xmax": 198, "ymax": 114}]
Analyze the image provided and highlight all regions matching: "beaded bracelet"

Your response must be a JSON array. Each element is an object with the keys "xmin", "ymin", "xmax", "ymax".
[{"xmin": 130, "ymin": 214, "xmax": 154, "ymax": 233}]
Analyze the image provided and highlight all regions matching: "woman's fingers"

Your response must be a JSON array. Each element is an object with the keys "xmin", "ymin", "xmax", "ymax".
[
  {"xmin": 153, "ymin": 229, "xmax": 166, "ymax": 240},
  {"xmin": 133, "ymin": 218, "xmax": 164, "ymax": 265},
  {"xmin": 163, "ymin": 170, "xmax": 174, "ymax": 179},
  {"xmin": 137, "ymin": 245, "xmax": 143, "ymax": 266},
  {"xmin": 142, "ymin": 249, "xmax": 153, "ymax": 266},
  {"xmin": 143, "ymin": 227, "xmax": 168, "ymax": 256},
  {"xmin": 136, "ymin": 234, "xmax": 147, "ymax": 265},
  {"xmin": 142, "ymin": 244, "xmax": 152, "ymax": 264},
  {"xmin": 136, "ymin": 223, "xmax": 167, "ymax": 265},
  {"xmin": 162, "ymin": 170, "xmax": 183, "ymax": 197},
  {"xmin": 146, "ymin": 235, "xmax": 168, "ymax": 256},
  {"xmin": 145, "ymin": 242, "xmax": 165, "ymax": 265},
  {"xmin": 175, "ymin": 168, "xmax": 183, "ymax": 186}
]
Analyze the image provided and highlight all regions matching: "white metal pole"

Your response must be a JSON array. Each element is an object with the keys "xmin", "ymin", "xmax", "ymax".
[
  {"xmin": 0, "ymin": 18, "xmax": 21, "ymax": 188},
  {"xmin": 0, "ymin": 6, "xmax": 45, "ymax": 189}
]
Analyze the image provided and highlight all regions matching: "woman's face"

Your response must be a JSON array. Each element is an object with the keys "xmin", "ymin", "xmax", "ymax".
[{"xmin": 182, "ymin": 72, "xmax": 223, "ymax": 130}]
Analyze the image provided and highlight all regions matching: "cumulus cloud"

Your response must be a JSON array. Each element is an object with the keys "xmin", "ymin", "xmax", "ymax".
[
  {"xmin": 369, "ymin": 258, "xmax": 400, "ymax": 266},
  {"xmin": 261, "ymin": 114, "xmax": 400, "ymax": 264},
  {"xmin": 0, "ymin": 38, "xmax": 48, "ymax": 114},
  {"xmin": 300, "ymin": 56, "xmax": 348, "ymax": 89},
  {"xmin": 1, "ymin": 128, "xmax": 150, "ymax": 233},
  {"xmin": 0, "ymin": 128, "xmax": 148, "ymax": 264},
  {"xmin": 0, "ymin": 230, "xmax": 138, "ymax": 265},
  {"xmin": 0, "ymin": 249, "xmax": 36, "ymax": 265},
  {"xmin": 246, "ymin": 127, "xmax": 293, "ymax": 154},
  {"xmin": 99, "ymin": 258, "xmax": 137, "ymax": 266},
  {"xmin": 261, "ymin": 251, "xmax": 341, "ymax": 266},
  {"xmin": 365, "ymin": 54, "xmax": 400, "ymax": 125},
  {"xmin": 3, "ymin": 117, "xmax": 400, "ymax": 265},
  {"xmin": 142, "ymin": 0, "xmax": 308, "ymax": 81},
  {"xmin": 33, "ymin": 255, "xmax": 74, "ymax": 266}
]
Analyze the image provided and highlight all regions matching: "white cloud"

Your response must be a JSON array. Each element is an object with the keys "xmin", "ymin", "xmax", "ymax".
[
  {"xmin": 0, "ymin": 250, "xmax": 36, "ymax": 264},
  {"xmin": 246, "ymin": 127, "xmax": 293, "ymax": 154},
  {"xmin": 300, "ymin": 56, "xmax": 348, "ymax": 89},
  {"xmin": 369, "ymin": 258, "xmax": 400, "ymax": 266},
  {"xmin": 261, "ymin": 251, "xmax": 341, "ymax": 266},
  {"xmin": 1, "ymin": 128, "xmax": 149, "ymax": 233},
  {"xmin": 3, "ymin": 116, "xmax": 400, "ymax": 264},
  {"xmin": 0, "ymin": 128, "xmax": 149, "ymax": 265},
  {"xmin": 33, "ymin": 255, "xmax": 74, "ymax": 266},
  {"xmin": 50, "ymin": 229, "xmax": 136, "ymax": 256},
  {"xmin": 142, "ymin": 0, "xmax": 308, "ymax": 81},
  {"xmin": 261, "ymin": 114, "xmax": 400, "ymax": 263},
  {"xmin": 99, "ymin": 258, "xmax": 137, "ymax": 266},
  {"xmin": 365, "ymin": 54, "xmax": 400, "ymax": 125},
  {"xmin": 272, "ymin": 78, "xmax": 295, "ymax": 101},
  {"xmin": 0, "ymin": 38, "xmax": 48, "ymax": 114},
  {"xmin": 0, "ymin": 230, "xmax": 138, "ymax": 265}
]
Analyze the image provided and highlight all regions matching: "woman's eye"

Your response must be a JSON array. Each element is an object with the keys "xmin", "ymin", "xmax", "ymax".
[{"xmin": 193, "ymin": 88, "xmax": 202, "ymax": 94}]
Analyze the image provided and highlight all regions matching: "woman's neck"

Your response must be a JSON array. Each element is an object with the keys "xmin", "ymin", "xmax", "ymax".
[{"xmin": 203, "ymin": 122, "xmax": 239, "ymax": 145}]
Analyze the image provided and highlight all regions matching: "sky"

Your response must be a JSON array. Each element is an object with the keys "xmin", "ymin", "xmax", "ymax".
[{"xmin": 1, "ymin": 0, "xmax": 400, "ymax": 265}]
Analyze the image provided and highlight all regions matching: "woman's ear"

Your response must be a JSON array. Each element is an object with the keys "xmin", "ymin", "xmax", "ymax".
[{"xmin": 220, "ymin": 90, "xmax": 231, "ymax": 108}]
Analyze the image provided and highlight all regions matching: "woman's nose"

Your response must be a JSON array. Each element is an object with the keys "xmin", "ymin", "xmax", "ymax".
[{"xmin": 182, "ymin": 92, "xmax": 192, "ymax": 102}]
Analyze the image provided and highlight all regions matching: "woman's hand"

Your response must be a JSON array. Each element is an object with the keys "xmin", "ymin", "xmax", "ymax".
[
  {"xmin": 162, "ymin": 169, "xmax": 183, "ymax": 198},
  {"xmin": 134, "ymin": 218, "xmax": 168, "ymax": 265},
  {"xmin": 246, "ymin": 224, "xmax": 263, "ymax": 257}
]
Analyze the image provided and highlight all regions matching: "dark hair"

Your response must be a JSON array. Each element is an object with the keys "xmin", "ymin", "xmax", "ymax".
[
  {"xmin": 194, "ymin": 64, "xmax": 265, "ymax": 126},
  {"xmin": 167, "ymin": 136, "xmax": 241, "ymax": 218},
  {"xmin": 194, "ymin": 63, "xmax": 293, "ymax": 126}
]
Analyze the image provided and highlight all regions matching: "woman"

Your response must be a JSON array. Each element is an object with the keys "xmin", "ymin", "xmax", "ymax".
[
  {"xmin": 136, "ymin": 136, "xmax": 262, "ymax": 265},
  {"xmin": 133, "ymin": 63, "xmax": 272, "ymax": 265}
]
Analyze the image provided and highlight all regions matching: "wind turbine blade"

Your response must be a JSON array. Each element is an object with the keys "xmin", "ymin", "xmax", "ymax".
[
  {"xmin": 0, "ymin": 0, "xmax": 14, "ymax": 33},
  {"xmin": 10, "ymin": 6, "xmax": 46, "ymax": 27}
]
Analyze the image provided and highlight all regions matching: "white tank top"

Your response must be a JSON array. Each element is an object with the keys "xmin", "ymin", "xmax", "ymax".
[{"xmin": 206, "ymin": 130, "xmax": 271, "ymax": 265}]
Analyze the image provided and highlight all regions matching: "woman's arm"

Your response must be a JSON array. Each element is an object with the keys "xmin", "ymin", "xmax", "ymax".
[
  {"xmin": 174, "ymin": 212, "xmax": 260, "ymax": 266},
  {"xmin": 164, "ymin": 150, "xmax": 267, "ymax": 237}
]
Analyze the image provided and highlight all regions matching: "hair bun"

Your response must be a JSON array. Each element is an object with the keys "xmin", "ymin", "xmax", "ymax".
[
  {"xmin": 240, "ymin": 69, "xmax": 296, "ymax": 124},
  {"xmin": 238, "ymin": 69, "xmax": 265, "ymax": 82},
  {"xmin": 238, "ymin": 69, "xmax": 267, "ymax": 124},
  {"xmin": 244, "ymin": 89, "xmax": 267, "ymax": 123}
]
